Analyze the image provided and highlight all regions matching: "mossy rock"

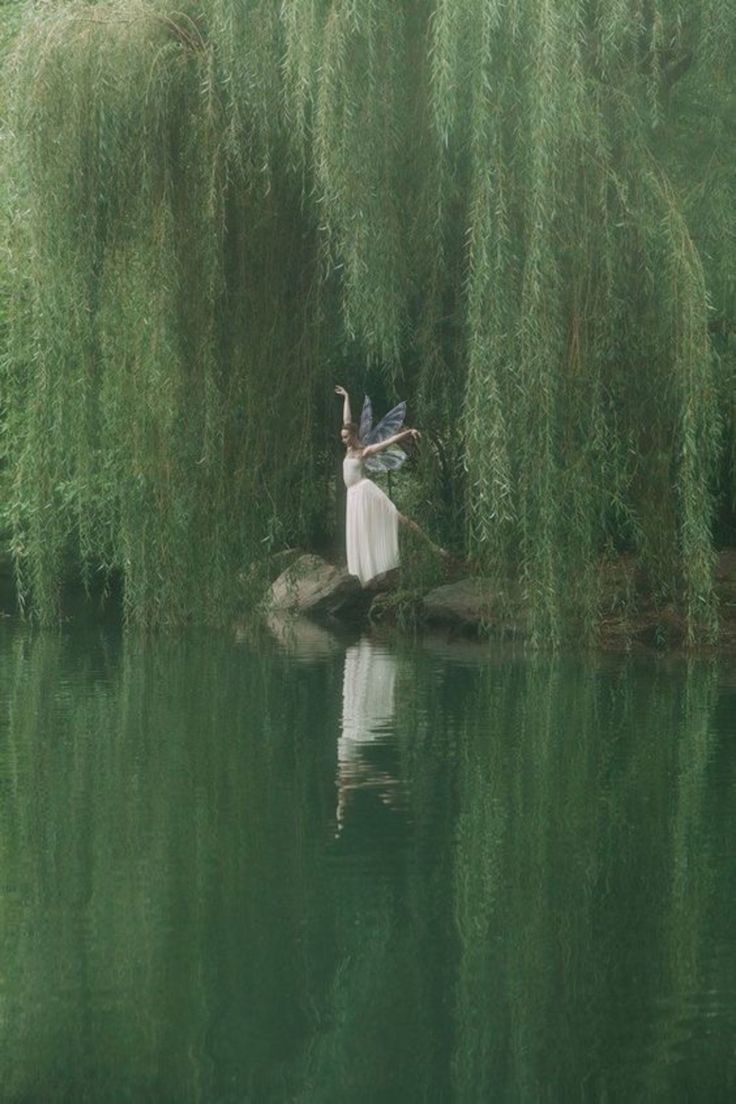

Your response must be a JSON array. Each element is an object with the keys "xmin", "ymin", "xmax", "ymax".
[{"xmin": 269, "ymin": 553, "xmax": 368, "ymax": 618}]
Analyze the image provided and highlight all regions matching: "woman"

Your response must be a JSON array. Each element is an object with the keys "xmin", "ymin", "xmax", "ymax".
[{"xmin": 335, "ymin": 384, "xmax": 427, "ymax": 586}]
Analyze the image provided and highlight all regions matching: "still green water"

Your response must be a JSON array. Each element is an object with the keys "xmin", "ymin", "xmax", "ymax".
[{"xmin": 0, "ymin": 620, "xmax": 734, "ymax": 1103}]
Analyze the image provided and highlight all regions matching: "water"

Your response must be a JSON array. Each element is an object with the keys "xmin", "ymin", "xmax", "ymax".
[{"xmin": 0, "ymin": 619, "xmax": 734, "ymax": 1103}]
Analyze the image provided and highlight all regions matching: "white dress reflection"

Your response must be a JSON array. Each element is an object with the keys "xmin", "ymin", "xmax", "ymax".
[{"xmin": 336, "ymin": 638, "xmax": 400, "ymax": 835}]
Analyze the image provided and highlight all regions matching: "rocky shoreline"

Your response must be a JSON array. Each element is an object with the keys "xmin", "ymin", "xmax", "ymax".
[
  {"xmin": 3, "ymin": 546, "xmax": 736, "ymax": 652},
  {"xmin": 266, "ymin": 550, "xmax": 736, "ymax": 653}
]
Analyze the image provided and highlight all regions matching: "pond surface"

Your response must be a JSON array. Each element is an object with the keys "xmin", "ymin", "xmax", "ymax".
[{"xmin": 0, "ymin": 620, "xmax": 734, "ymax": 1103}]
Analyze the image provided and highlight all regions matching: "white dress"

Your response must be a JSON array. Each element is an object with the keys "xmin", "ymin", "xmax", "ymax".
[{"xmin": 343, "ymin": 455, "xmax": 399, "ymax": 585}]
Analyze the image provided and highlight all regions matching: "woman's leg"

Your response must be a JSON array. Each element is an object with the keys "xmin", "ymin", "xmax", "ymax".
[{"xmin": 397, "ymin": 513, "xmax": 450, "ymax": 559}]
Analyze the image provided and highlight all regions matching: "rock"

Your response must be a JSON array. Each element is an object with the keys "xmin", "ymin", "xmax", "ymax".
[
  {"xmin": 266, "ymin": 547, "xmax": 303, "ymax": 581},
  {"xmin": 421, "ymin": 576, "xmax": 527, "ymax": 637},
  {"xmin": 422, "ymin": 577, "xmax": 496, "ymax": 627},
  {"xmin": 268, "ymin": 553, "xmax": 366, "ymax": 618}
]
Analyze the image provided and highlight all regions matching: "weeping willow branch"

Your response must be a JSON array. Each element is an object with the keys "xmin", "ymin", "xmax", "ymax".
[{"xmin": 2, "ymin": 0, "xmax": 735, "ymax": 639}]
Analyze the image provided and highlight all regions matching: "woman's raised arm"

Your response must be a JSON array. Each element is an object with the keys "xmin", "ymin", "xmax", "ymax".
[
  {"xmin": 334, "ymin": 384, "xmax": 352, "ymax": 426},
  {"xmin": 362, "ymin": 428, "xmax": 420, "ymax": 458}
]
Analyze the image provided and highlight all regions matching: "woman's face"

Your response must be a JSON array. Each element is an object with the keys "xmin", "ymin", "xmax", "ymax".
[{"xmin": 341, "ymin": 427, "xmax": 352, "ymax": 446}]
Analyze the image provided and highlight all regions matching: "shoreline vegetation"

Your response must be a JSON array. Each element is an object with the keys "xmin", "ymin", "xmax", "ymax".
[
  {"xmin": 262, "ymin": 547, "xmax": 736, "ymax": 654},
  {"xmin": 2, "ymin": 3, "xmax": 736, "ymax": 641},
  {"xmin": 6, "ymin": 545, "xmax": 736, "ymax": 655}
]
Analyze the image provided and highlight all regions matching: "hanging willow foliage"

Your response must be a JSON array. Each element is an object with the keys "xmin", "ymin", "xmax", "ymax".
[{"xmin": 2, "ymin": 0, "xmax": 736, "ymax": 637}]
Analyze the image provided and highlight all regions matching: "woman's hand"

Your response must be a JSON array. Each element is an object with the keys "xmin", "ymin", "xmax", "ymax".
[
  {"xmin": 335, "ymin": 385, "xmax": 352, "ymax": 426},
  {"xmin": 406, "ymin": 428, "xmax": 421, "ymax": 443}
]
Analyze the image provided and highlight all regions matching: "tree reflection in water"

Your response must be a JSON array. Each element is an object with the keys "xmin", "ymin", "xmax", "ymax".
[{"xmin": 0, "ymin": 626, "xmax": 734, "ymax": 1102}]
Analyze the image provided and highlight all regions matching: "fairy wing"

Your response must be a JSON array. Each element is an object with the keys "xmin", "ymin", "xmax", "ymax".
[
  {"xmin": 360, "ymin": 397, "xmax": 408, "ymax": 473},
  {"xmin": 364, "ymin": 445, "xmax": 407, "ymax": 474},
  {"xmin": 362, "ymin": 400, "xmax": 406, "ymax": 446},
  {"xmin": 358, "ymin": 395, "xmax": 373, "ymax": 443}
]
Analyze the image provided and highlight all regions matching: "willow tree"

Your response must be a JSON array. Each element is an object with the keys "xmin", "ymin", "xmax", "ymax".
[{"xmin": 3, "ymin": 0, "xmax": 736, "ymax": 637}]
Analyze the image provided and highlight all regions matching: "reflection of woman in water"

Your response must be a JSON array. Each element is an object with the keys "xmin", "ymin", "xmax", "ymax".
[
  {"xmin": 336, "ymin": 638, "xmax": 399, "ymax": 835},
  {"xmin": 335, "ymin": 385, "xmax": 443, "ymax": 586}
]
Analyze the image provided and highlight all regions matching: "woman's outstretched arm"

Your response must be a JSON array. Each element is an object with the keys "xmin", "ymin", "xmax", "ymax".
[
  {"xmin": 362, "ymin": 428, "xmax": 420, "ymax": 458},
  {"xmin": 334, "ymin": 385, "xmax": 352, "ymax": 425}
]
